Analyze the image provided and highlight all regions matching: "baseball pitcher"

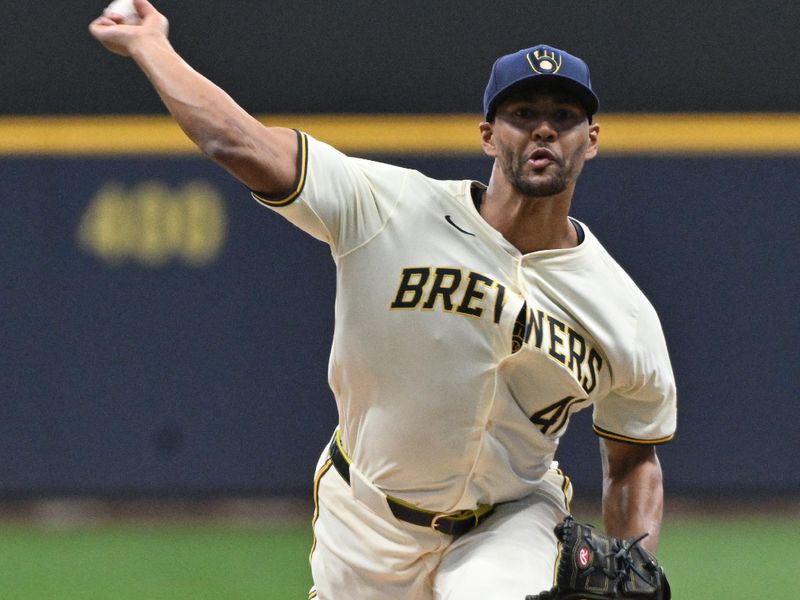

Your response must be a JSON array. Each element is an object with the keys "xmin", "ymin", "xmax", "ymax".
[{"xmin": 91, "ymin": 2, "xmax": 676, "ymax": 598}]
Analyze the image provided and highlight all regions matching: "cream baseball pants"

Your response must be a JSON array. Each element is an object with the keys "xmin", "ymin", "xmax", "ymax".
[{"xmin": 308, "ymin": 444, "xmax": 572, "ymax": 600}]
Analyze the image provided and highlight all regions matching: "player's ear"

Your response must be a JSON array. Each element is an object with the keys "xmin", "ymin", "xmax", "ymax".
[
  {"xmin": 479, "ymin": 121, "xmax": 497, "ymax": 158},
  {"xmin": 584, "ymin": 122, "xmax": 600, "ymax": 161}
]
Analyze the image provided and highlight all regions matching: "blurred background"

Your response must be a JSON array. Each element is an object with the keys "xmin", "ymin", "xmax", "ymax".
[{"xmin": 1, "ymin": 1, "xmax": 798, "ymax": 598}]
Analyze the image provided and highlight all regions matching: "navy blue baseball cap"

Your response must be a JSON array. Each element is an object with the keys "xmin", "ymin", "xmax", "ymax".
[{"xmin": 483, "ymin": 44, "xmax": 599, "ymax": 121}]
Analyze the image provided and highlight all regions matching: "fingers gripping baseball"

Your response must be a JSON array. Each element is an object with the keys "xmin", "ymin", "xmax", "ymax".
[{"xmin": 89, "ymin": 0, "xmax": 169, "ymax": 57}]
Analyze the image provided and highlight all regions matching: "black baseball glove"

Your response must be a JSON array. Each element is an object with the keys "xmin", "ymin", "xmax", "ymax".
[{"xmin": 525, "ymin": 516, "xmax": 671, "ymax": 599}]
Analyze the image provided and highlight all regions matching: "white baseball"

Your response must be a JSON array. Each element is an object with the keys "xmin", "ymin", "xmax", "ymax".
[{"xmin": 104, "ymin": 0, "xmax": 141, "ymax": 24}]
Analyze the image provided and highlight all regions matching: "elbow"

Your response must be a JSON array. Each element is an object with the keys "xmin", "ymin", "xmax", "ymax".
[
  {"xmin": 199, "ymin": 135, "xmax": 283, "ymax": 193},
  {"xmin": 196, "ymin": 115, "xmax": 254, "ymax": 162},
  {"xmin": 195, "ymin": 125, "xmax": 298, "ymax": 194},
  {"xmin": 201, "ymin": 136, "xmax": 240, "ymax": 163},
  {"xmin": 200, "ymin": 135, "xmax": 259, "ymax": 182}
]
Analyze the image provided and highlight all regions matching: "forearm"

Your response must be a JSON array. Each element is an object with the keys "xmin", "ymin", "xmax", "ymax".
[
  {"xmin": 601, "ymin": 446, "xmax": 664, "ymax": 553},
  {"xmin": 128, "ymin": 37, "xmax": 259, "ymax": 157},
  {"xmin": 90, "ymin": 2, "xmax": 298, "ymax": 192}
]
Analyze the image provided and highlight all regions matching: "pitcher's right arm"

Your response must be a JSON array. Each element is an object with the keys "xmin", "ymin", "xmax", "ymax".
[{"xmin": 89, "ymin": 0, "xmax": 297, "ymax": 197}]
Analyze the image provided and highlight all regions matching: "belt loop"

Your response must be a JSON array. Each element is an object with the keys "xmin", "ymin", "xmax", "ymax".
[{"xmin": 431, "ymin": 513, "xmax": 449, "ymax": 533}]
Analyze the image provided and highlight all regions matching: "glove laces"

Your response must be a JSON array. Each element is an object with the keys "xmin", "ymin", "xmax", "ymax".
[{"xmin": 613, "ymin": 532, "xmax": 658, "ymax": 592}]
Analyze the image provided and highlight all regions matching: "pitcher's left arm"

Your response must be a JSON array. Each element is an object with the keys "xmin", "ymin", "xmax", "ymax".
[{"xmin": 600, "ymin": 438, "xmax": 664, "ymax": 553}]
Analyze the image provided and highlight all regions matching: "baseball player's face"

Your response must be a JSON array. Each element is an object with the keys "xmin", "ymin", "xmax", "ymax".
[{"xmin": 482, "ymin": 89, "xmax": 599, "ymax": 198}]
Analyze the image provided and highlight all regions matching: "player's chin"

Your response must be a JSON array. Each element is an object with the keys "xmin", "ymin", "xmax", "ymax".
[{"xmin": 516, "ymin": 173, "xmax": 568, "ymax": 198}]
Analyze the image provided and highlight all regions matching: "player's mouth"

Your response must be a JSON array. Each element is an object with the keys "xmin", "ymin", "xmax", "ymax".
[{"xmin": 527, "ymin": 147, "xmax": 558, "ymax": 170}]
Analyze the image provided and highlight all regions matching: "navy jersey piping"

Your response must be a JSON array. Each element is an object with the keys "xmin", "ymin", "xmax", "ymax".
[
  {"xmin": 593, "ymin": 424, "xmax": 674, "ymax": 445},
  {"xmin": 251, "ymin": 129, "xmax": 308, "ymax": 207}
]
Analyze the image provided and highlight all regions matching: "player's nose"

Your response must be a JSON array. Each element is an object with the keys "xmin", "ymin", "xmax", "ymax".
[{"xmin": 531, "ymin": 118, "xmax": 558, "ymax": 142}]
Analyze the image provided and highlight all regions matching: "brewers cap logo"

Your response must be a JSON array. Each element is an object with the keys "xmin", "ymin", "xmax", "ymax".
[{"xmin": 526, "ymin": 48, "xmax": 563, "ymax": 74}]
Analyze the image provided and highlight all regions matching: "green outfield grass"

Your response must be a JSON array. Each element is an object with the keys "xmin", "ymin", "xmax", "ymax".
[
  {"xmin": 0, "ymin": 523, "xmax": 313, "ymax": 600},
  {"xmin": 658, "ymin": 516, "xmax": 799, "ymax": 599},
  {"xmin": 0, "ymin": 515, "xmax": 796, "ymax": 599}
]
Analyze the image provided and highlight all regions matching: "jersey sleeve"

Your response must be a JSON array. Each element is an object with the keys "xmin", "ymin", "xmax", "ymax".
[
  {"xmin": 592, "ymin": 299, "xmax": 677, "ymax": 445},
  {"xmin": 251, "ymin": 130, "xmax": 407, "ymax": 256}
]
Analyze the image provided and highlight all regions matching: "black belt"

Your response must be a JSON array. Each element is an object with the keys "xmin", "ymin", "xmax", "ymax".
[{"xmin": 328, "ymin": 432, "xmax": 494, "ymax": 537}]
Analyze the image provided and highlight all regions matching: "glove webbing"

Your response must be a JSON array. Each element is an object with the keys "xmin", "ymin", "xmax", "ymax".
[{"xmin": 525, "ymin": 518, "xmax": 666, "ymax": 600}]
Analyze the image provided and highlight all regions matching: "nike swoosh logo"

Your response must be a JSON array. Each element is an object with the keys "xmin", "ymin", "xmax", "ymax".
[{"xmin": 445, "ymin": 215, "xmax": 475, "ymax": 236}]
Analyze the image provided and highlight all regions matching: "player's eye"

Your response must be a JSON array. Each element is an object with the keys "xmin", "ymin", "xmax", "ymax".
[
  {"xmin": 553, "ymin": 109, "xmax": 573, "ymax": 121},
  {"xmin": 513, "ymin": 106, "xmax": 536, "ymax": 119}
]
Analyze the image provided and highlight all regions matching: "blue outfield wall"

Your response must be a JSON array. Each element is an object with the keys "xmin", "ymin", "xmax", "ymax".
[{"xmin": 1, "ymin": 153, "xmax": 798, "ymax": 498}]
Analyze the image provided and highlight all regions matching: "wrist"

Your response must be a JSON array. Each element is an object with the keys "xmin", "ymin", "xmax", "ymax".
[{"xmin": 129, "ymin": 32, "xmax": 174, "ymax": 63}]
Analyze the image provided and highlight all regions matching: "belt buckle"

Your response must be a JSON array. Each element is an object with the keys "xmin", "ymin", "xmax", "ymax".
[{"xmin": 430, "ymin": 509, "xmax": 478, "ymax": 533}]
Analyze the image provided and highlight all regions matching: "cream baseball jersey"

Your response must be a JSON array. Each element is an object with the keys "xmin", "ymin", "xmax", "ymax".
[{"xmin": 253, "ymin": 132, "xmax": 677, "ymax": 513}]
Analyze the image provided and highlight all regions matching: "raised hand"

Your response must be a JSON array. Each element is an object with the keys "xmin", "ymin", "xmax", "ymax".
[{"xmin": 89, "ymin": 0, "xmax": 169, "ymax": 57}]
